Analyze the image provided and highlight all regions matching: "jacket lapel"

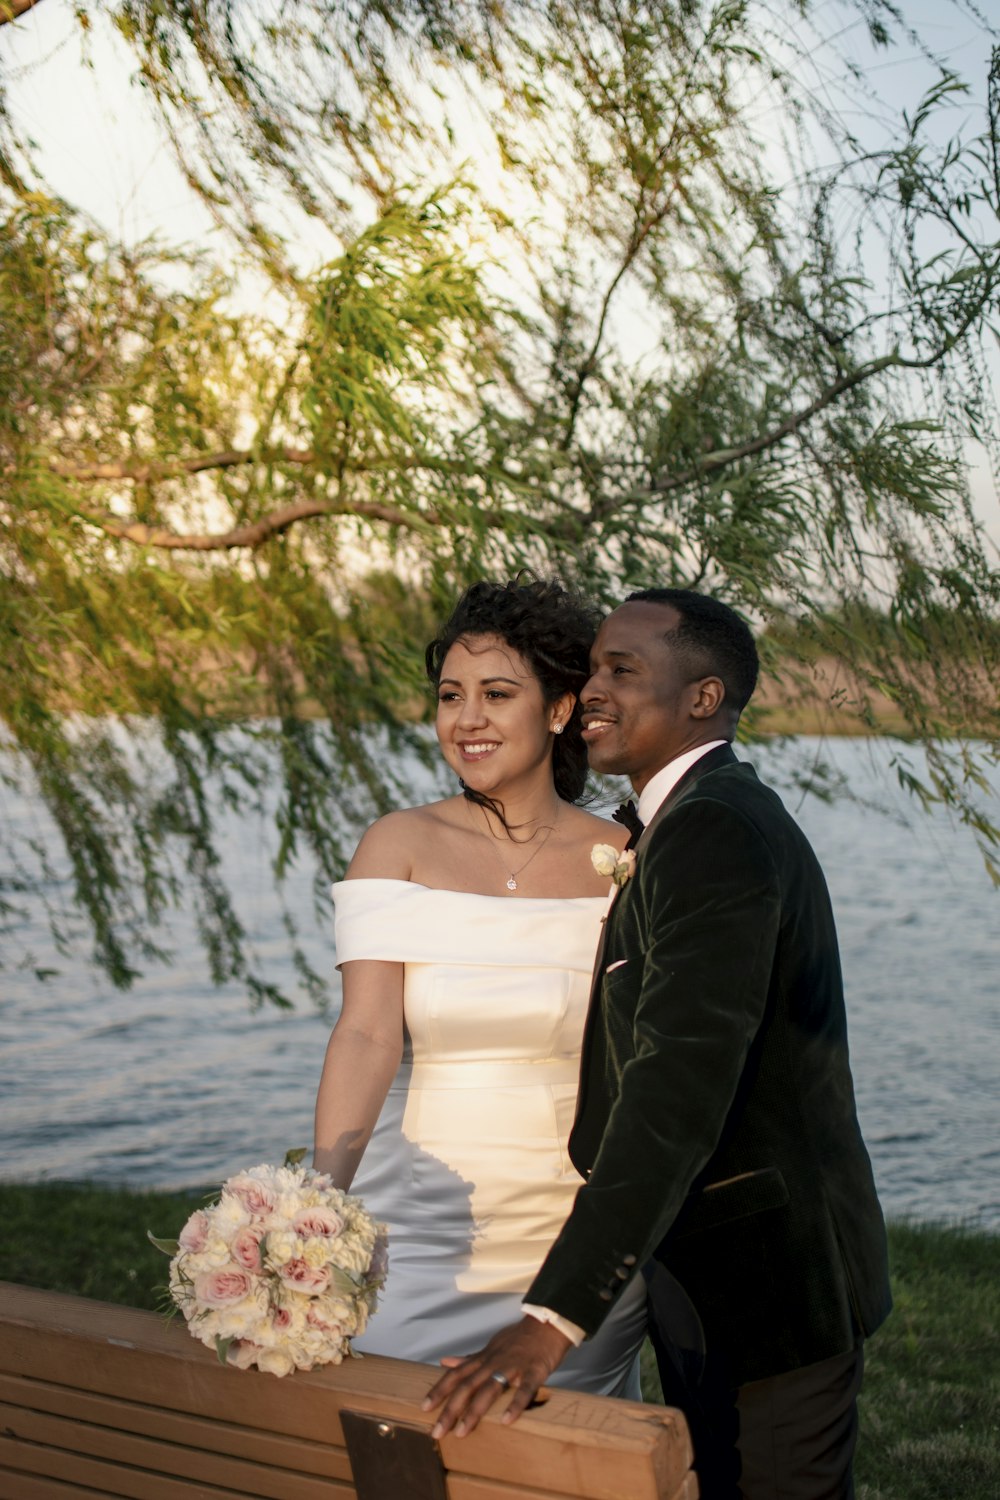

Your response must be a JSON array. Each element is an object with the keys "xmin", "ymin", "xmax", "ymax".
[
  {"xmin": 633, "ymin": 741, "xmax": 739, "ymax": 857},
  {"xmin": 577, "ymin": 742, "xmax": 741, "ymax": 1119},
  {"xmin": 581, "ymin": 738, "xmax": 740, "ymax": 1056}
]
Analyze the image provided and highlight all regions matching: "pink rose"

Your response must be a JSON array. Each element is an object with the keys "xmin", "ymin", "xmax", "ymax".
[
  {"xmin": 292, "ymin": 1206, "xmax": 344, "ymax": 1239},
  {"xmin": 225, "ymin": 1174, "xmax": 276, "ymax": 1218},
  {"xmin": 272, "ymin": 1306, "xmax": 293, "ymax": 1330},
  {"xmin": 278, "ymin": 1258, "xmax": 330, "ymax": 1294},
  {"xmin": 193, "ymin": 1267, "xmax": 255, "ymax": 1307},
  {"xmin": 230, "ymin": 1226, "xmax": 264, "ymax": 1272},
  {"xmin": 178, "ymin": 1209, "xmax": 210, "ymax": 1253},
  {"xmin": 307, "ymin": 1305, "xmax": 344, "ymax": 1334}
]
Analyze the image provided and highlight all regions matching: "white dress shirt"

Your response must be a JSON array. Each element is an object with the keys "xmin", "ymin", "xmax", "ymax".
[
  {"xmin": 524, "ymin": 739, "xmax": 730, "ymax": 1345},
  {"xmin": 636, "ymin": 740, "xmax": 729, "ymax": 826}
]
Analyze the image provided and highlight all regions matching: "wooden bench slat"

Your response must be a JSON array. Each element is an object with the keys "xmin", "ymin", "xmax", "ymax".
[
  {"xmin": 1, "ymin": 1433, "xmax": 348, "ymax": 1500},
  {"xmin": 0, "ymin": 1405, "xmax": 342, "ymax": 1500},
  {"xmin": 445, "ymin": 1478, "xmax": 663, "ymax": 1500},
  {"xmin": 1, "ymin": 1283, "xmax": 696, "ymax": 1500},
  {"xmin": 0, "ymin": 1471, "xmax": 117, "ymax": 1500},
  {"xmin": 450, "ymin": 1478, "xmax": 704, "ymax": 1500},
  {"xmin": 0, "ymin": 1374, "xmax": 351, "ymax": 1483},
  {"xmin": 446, "ymin": 1453, "xmax": 700, "ymax": 1500}
]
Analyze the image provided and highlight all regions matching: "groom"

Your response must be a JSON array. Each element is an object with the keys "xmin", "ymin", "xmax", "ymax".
[{"xmin": 426, "ymin": 589, "xmax": 891, "ymax": 1498}]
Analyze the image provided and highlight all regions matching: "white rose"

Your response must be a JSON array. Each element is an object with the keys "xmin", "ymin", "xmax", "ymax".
[
  {"xmin": 175, "ymin": 1231, "xmax": 232, "ymax": 1276},
  {"xmin": 212, "ymin": 1291, "xmax": 268, "ymax": 1340},
  {"xmin": 209, "ymin": 1198, "xmax": 250, "ymax": 1241},
  {"xmin": 274, "ymin": 1192, "xmax": 305, "ymax": 1223},
  {"xmin": 257, "ymin": 1346, "xmax": 296, "ymax": 1378},
  {"xmin": 591, "ymin": 843, "xmax": 619, "ymax": 877},
  {"xmin": 302, "ymin": 1238, "xmax": 331, "ymax": 1269},
  {"xmin": 331, "ymin": 1240, "xmax": 372, "ymax": 1275},
  {"xmin": 264, "ymin": 1230, "xmax": 297, "ymax": 1266}
]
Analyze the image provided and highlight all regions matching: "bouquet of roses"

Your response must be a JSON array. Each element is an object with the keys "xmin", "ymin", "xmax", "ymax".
[{"xmin": 151, "ymin": 1151, "xmax": 388, "ymax": 1377}]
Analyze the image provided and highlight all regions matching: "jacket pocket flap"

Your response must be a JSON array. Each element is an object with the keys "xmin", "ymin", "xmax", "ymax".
[{"xmin": 671, "ymin": 1166, "xmax": 790, "ymax": 1240}]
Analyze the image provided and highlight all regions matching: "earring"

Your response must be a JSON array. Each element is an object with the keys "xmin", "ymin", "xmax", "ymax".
[{"xmin": 552, "ymin": 723, "xmax": 563, "ymax": 734}]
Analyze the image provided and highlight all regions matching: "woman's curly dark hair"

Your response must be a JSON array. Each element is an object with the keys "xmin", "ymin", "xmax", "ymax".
[{"xmin": 425, "ymin": 576, "xmax": 600, "ymax": 810}]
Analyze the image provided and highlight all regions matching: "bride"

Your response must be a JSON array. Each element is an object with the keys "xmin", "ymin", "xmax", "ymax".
[{"xmin": 313, "ymin": 576, "xmax": 645, "ymax": 1397}]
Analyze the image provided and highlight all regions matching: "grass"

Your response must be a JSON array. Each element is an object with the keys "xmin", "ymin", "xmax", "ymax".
[
  {"xmin": 1, "ymin": 1184, "xmax": 996, "ymax": 1498},
  {"xmin": 0, "ymin": 1180, "xmax": 204, "ymax": 1312},
  {"xmin": 853, "ymin": 1222, "xmax": 1000, "ymax": 1500}
]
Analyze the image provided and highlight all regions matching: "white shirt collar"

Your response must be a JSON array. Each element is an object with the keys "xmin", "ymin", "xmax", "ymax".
[{"xmin": 636, "ymin": 740, "xmax": 729, "ymax": 826}]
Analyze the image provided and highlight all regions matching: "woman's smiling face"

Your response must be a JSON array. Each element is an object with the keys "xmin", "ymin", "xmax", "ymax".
[{"xmin": 435, "ymin": 634, "xmax": 568, "ymax": 794}]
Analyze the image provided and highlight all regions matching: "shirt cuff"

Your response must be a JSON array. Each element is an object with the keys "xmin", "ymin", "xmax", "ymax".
[{"xmin": 522, "ymin": 1303, "xmax": 586, "ymax": 1346}]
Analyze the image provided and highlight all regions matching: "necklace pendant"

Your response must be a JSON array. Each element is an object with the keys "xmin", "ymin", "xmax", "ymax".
[{"xmin": 506, "ymin": 876, "xmax": 518, "ymax": 891}]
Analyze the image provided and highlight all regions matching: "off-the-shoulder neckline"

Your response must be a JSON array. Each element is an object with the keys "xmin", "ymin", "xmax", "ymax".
[{"xmin": 332, "ymin": 877, "xmax": 606, "ymax": 905}]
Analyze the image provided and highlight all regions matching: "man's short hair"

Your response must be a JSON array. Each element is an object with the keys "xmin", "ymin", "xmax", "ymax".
[{"xmin": 625, "ymin": 588, "xmax": 759, "ymax": 713}]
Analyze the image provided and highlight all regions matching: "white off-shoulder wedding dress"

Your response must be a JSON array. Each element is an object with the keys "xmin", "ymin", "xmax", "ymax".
[{"xmin": 332, "ymin": 878, "xmax": 645, "ymax": 1398}]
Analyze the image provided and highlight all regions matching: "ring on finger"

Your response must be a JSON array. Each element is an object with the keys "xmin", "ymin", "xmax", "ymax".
[{"xmin": 489, "ymin": 1371, "xmax": 511, "ymax": 1390}]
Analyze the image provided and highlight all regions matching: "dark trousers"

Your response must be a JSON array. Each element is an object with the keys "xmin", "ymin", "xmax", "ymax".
[{"xmin": 645, "ymin": 1261, "xmax": 864, "ymax": 1500}]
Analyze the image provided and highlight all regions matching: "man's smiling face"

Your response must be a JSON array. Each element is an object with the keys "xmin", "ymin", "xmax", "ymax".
[{"xmin": 580, "ymin": 601, "xmax": 712, "ymax": 793}]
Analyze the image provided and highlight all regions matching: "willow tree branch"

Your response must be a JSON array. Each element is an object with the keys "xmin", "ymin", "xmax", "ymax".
[
  {"xmin": 80, "ymin": 497, "xmax": 445, "ymax": 550},
  {"xmin": 0, "ymin": 0, "xmax": 46, "ymax": 25},
  {"xmin": 650, "ymin": 304, "xmax": 992, "ymax": 497},
  {"xmin": 51, "ymin": 446, "xmax": 318, "ymax": 484},
  {"xmin": 51, "ymin": 446, "xmax": 500, "ymax": 486},
  {"xmin": 650, "ymin": 357, "xmax": 897, "ymax": 495},
  {"xmin": 72, "ymin": 485, "xmax": 559, "ymax": 550},
  {"xmin": 558, "ymin": 93, "xmax": 689, "ymax": 452},
  {"xmin": 559, "ymin": 186, "xmax": 680, "ymax": 452}
]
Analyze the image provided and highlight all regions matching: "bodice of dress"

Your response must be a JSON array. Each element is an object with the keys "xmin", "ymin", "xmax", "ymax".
[
  {"xmin": 327, "ymin": 878, "xmax": 646, "ymax": 1395},
  {"xmin": 331, "ymin": 879, "xmax": 605, "ymax": 1086}
]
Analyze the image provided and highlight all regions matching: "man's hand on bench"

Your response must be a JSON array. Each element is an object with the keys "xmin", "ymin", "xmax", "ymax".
[{"xmin": 423, "ymin": 1316, "xmax": 571, "ymax": 1438}]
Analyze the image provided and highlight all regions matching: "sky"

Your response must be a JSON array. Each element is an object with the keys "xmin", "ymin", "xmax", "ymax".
[{"xmin": 3, "ymin": 0, "xmax": 997, "ymax": 546}]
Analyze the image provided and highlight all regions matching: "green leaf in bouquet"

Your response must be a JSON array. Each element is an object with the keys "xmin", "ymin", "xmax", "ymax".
[
  {"xmin": 283, "ymin": 1147, "xmax": 308, "ymax": 1168},
  {"xmin": 215, "ymin": 1335, "xmax": 235, "ymax": 1366},
  {"xmin": 328, "ymin": 1265, "xmax": 361, "ymax": 1295},
  {"xmin": 147, "ymin": 1232, "xmax": 180, "ymax": 1256}
]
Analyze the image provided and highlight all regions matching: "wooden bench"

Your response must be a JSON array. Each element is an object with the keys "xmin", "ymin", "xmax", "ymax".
[{"xmin": 0, "ymin": 1282, "xmax": 697, "ymax": 1499}]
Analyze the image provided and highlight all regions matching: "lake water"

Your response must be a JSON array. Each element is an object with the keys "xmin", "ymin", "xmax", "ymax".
[{"xmin": 1, "ymin": 736, "xmax": 997, "ymax": 1228}]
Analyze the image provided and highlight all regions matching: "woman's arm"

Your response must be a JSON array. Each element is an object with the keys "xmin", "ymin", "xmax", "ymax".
[
  {"xmin": 313, "ymin": 812, "xmax": 413, "ymax": 1187},
  {"xmin": 313, "ymin": 958, "xmax": 404, "ymax": 1188}
]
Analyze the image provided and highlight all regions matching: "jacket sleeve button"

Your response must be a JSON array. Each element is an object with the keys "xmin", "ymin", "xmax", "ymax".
[
  {"xmin": 622, "ymin": 1254, "xmax": 637, "ymax": 1266},
  {"xmin": 598, "ymin": 1289, "xmax": 614, "ymax": 1302}
]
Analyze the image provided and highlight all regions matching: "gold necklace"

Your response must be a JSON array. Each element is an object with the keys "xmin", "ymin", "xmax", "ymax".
[{"xmin": 472, "ymin": 806, "xmax": 560, "ymax": 892}]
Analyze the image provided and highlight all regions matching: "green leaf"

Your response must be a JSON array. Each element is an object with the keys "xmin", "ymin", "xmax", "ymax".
[
  {"xmin": 328, "ymin": 1265, "xmax": 362, "ymax": 1295},
  {"xmin": 146, "ymin": 1232, "xmax": 180, "ymax": 1256},
  {"xmin": 215, "ymin": 1336, "xmax": 235, "ymax": 1367}
]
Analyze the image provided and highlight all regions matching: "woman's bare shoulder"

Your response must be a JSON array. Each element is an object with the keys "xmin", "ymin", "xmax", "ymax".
[
  {"xmin": 562, "ymin": 803, "xmax": 629, "ymax": 850},
  {"xmin": 345, "ymin": 800, "xmax": 464, "ymax": 879}
]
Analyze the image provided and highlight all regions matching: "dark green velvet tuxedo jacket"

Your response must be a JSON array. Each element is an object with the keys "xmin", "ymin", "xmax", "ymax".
[{"xmin": 527, "ymin": 744, "xmax": 892, "ymax": 1386}]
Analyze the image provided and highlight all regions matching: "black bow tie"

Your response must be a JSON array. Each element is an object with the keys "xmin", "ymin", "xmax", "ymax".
[{"xmin": 612, "ymin": 799, "xmax": 645, "ymax": 848}]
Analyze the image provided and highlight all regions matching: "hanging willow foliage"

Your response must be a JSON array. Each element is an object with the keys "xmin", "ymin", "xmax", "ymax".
[{"xmin": 1, "ymin": 0, "xmax": 997, "ymax": 1002}]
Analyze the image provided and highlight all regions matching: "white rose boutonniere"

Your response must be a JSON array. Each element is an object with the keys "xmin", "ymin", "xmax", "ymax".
[{"xmin": 591, "ymin": 844, "xmax": 637, "ymax": 888}]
